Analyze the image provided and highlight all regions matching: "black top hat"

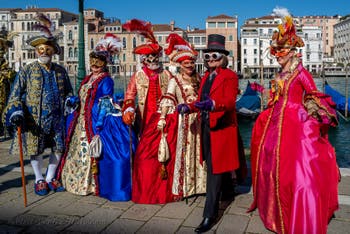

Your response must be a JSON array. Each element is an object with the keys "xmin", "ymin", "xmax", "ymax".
[{"xmin": 203, "ymin": 34, "xmax": 229, "ymax": 56}]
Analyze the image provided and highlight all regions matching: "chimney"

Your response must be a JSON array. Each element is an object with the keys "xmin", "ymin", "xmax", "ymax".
[{"xmin": 170, "ymin": 20, "xmax": 175, "ymax": 31}]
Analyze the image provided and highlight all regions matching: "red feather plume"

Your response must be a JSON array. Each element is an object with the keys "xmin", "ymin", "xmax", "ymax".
[{"xmin": 122, "ymin": 19, "xmax": 156, "ymax": 44}]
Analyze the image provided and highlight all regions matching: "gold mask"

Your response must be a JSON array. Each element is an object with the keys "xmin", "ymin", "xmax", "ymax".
[{"xmin": 90, "ymin": 57, "xmax": 106, "ymax": 67}]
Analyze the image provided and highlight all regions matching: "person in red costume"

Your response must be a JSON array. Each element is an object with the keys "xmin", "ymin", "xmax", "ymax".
[
  {"xmin": 178, "ymin": 34, "xmax": 242, "ymax": 233},
  {"xmin": 248, "ymin": 7, "xmax": 340, "ymax": 234},
  {"xmin": 121, "ymin": 19, "xmax": 172, "ymax": 135}
]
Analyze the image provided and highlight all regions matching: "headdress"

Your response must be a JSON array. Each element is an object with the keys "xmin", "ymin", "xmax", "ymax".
[
  {"xmin": 90, "ymin": 33, "xmax": 123, "ymax": 67},
  {"xmin": 203, "ymin": 34, "xmax": 229, "ymax": 56},
  {"xmin": 122, "ymin": 19, "xmax": 162, "ymax": 55},
  {"xmin": 27, "ymin": 13, "xmax": 61, "ymax": 54},
  {"xmin": 270, "ymin": 7, "xmax": 304, "ymax": 53},
  {"xmin": 165, "ymin": 33, "xmax": 197, "ymax": 63}
]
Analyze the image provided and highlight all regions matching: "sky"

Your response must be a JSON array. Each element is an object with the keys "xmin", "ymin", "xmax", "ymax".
[{"xmin": 1, "ymin": 0, "xmax": 349, "ymax": 30}]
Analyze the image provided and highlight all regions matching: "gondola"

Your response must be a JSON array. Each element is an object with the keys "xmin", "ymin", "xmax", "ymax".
[
  {"xmin": 324, "ymin": 80, "xmax": 350, "ymax": 118},
  {"xmin": 236, "ymin": 81, "xmax": 261, "ymax": 120}
]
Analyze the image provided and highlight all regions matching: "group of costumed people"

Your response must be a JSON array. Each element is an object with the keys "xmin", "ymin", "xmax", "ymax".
[{"xmin": 1, "ymin": 6, "xmax": 341, "ymax": 233}]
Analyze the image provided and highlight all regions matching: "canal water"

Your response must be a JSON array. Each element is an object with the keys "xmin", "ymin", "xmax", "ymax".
[{"xmin": 112, "ymin": 75, "xmax": 350, "ymax": 168}]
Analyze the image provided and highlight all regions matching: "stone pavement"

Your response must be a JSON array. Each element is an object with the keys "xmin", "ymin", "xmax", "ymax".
[{"xmin": 0, "ymin": 138, "xmax": 350, "ymax": 233}]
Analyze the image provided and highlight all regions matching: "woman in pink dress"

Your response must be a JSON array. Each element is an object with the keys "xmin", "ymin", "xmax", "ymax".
[{"xmin": 249, "ymin": 8, "xmax": 340, "ymax": 234}]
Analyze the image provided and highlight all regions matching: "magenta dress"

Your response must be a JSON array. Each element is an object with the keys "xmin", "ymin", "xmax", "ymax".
[{"xmin": 249, "ymin": 63, "xmax": 339, "ymax": 234}]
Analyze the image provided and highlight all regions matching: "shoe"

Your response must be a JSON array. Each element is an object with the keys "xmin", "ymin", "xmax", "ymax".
[
  {"xmin": 48, "ymin": 178, "xmax": 65, "ymax": 192},
  {"xmin": 195, "ymin": 217, "xmax": 216, "ymax": 233},
  {"xmin": 34, "ymin": 179, "xmax": 49, "ymax": 196}
]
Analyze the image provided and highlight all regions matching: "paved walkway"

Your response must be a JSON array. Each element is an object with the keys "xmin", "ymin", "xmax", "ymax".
[{"xmin": 0, "ymin": 138, "xmax": 350, "ymax": 233}]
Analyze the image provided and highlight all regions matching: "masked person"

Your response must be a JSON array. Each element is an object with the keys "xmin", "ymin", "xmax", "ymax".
[
  {"xmin": 160, "ymin": 33, "xmax": 206, "ymax": 199},
  {"xmin": 178, "ymin": 34, "xmax": 242, "ymax": 233},
  {"xmin": 57, "ymin": 34, "xmax": 137, "ymax": 201},
  {"xmin": 248, "ymin": 8, "xmax": 339, "ymax": 234},
  {"xmin": 4, "ymin": 14, "xmax": 72, "ymax": 196},
  {"xmin": 121, "ymin": 19, "xmax": 172, "ymax": 136}
]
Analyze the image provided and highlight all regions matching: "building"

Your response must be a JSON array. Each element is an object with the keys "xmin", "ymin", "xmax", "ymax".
[
  {"xmin": 8, "ymin": 6, "xmax": 76, "ymax": 71},
  {"xmin": 240, "ymin": 15, "xmax": 323, "ymax": 78},
  {"xmin": 299, "ymin": 15, "xmax": 341, "ymax": 58},
  {"xmin": 334, "ymin": 15, "xmax": 350, "ymax": 66},
  {"xmin": 205, "ymin": 14, "xmax": 238, "ymax": 71}
]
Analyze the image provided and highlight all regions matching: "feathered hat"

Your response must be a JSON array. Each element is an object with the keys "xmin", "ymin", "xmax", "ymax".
[
  {"xmin": 26, "ymin": 13, "xmax": 61, "ymax": 54},
  {"xmin": 270, "ymin": 7, "xmax": 304, "ymax": 52},
  {"xmin": 122, "ymin": 19, "xmax": 162, "ymax": 55},
  {"xmin": 165, "ymin": 33, "xmax": 197, "ymax": 63},
  {"xmin": 91, "ymin": 33, "xmax": 123, "ymax": 64}
]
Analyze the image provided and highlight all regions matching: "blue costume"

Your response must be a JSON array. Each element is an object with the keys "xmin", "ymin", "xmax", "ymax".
[{"xmin": 57, "ymin": 73, "xmax": 137, "ymax": 201}]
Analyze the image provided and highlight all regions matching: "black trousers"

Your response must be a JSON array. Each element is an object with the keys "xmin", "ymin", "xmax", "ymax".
[{"xmin": 202, "ymin": 123, "xmax": 223, "ymax": 218}]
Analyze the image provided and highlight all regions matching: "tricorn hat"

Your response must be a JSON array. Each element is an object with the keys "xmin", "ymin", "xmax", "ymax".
[
  {"xmin": 203, "ymin": 34, "xmax": 229, "ymax": 56},
  {"xmin": 26, "ymin": 13, "xmax": 61, "ymax": 54}
]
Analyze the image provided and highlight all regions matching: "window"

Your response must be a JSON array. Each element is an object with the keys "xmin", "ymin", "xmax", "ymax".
[
  {"xmin": 243, "ymin": 49, "xmax": 247, "ymax": 55},
  {"xmin": 123, "ymin": 53, "xmax": 126, "ymax": 62},
  {"xmin": 69, "ymin": 47, "xmax": 73, "ymax": 57},
  {"xmin": 158, "ymin": 36, "xmax": 162, "ymax": 42},
  {"xmin": 74, "ymin": 48, "xmax": 78, "ymax": 57},
  {"xmin": 123, "ymin": 38, "xmax": 126, "ymax": 49},
  {"xmin": 90, "ymin": 38, "xmax": 94, "ymax": 49},
  {"xmin": 133, "ymin": 37, "xmax": 136, "ymax": 48},
  {"xmin": 27, "ymin": 22, "xmax": 30, "ymax": 31},
  {"xmin": 229, "ymin": 35, "xmax": 233, "ymax": 41},
  {"xmin": 68, "ymin": 30, "xmax": 73, "ymax": 40},
  {"xmin": 208, "ymin": 22, "xmax": 216, "ymax": 28},
  {"xmin": 243, "ymin": 39, "xmax": 247, "ymax": 45},
  {"xmin": 229, "ymin": 50, "xmax": 233, "ymax": 56},
  {"xmin": 254, "ymin": 49, "xmax": 257, "ymax": 55},
  {"xmin": 194, "ymin": 37, "xmax": 200, "ymax": 44},
  {"xmin": 254, "ymin": 39, "xmax": 257, "ymax": 45},
  {"xmin": 202, "ymin": 37, "xmax": 206, "ymax": 44},
  {"xmin": 22, "ymin": 22, "xmax": 25, "ymax": 30},
  {"xmin": 23, "ymin": 52, "xmax": 26, "ymax": 59},
  {"xmin": 218, "ymin": 22, "xmax": 225, "ymax": 28},
  {"xmin": 254, "ymin": 58, "xmax": 257, "ymax": 64},
  {"xmin": 133, "ymin": 54, "xmax": 136, "ymax": 62},
  {"xmin": 227, "ymin": 22, "xmax": 235, "ymax": 28},
  {"xmin": 243, "ymin": 58, "xmax": 247, "ymax": 64}
]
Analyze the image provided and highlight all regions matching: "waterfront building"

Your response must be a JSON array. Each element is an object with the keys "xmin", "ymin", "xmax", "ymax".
[
  {"xmin": 205, "ymin": 14, "xmax": 238, "ymax": 71},
  {"xmin": 299, "ymin": 15, "xmax": 341, "ymax": 58},
  {"xmin": 8, "ymin": 6, "xmax": 76, "ymax": 71},
  {"xmin": 240, "ymin": 15, "xmax": 324, "ymax": 78},
  {"xmin": 334, "ymin": 15, "xmax": 350, "ymax": 66},
  {"xmin": 186, "ymin": 28, "xmax": 206, "ymax": 74}
]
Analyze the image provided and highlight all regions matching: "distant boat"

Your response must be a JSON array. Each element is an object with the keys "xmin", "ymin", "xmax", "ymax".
[
  {"xmin": 324, "ymin": 80, "xmax": 350, "ymax": 117},
  {"xmin": 236, "ymin": 81, "xmax": 261, "ymax": 120}
]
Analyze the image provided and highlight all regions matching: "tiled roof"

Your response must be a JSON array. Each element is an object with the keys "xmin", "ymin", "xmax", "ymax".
[{"xmin": 207, "ymin": 14, "xmax": 236, "ymax": 20}]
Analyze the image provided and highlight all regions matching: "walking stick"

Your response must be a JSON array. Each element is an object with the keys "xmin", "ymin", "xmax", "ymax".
[
  {"xmin": 180, "ymin": 110, "xmax": 188, "ymax": 205},
  {"xmin": 17, "ymin": 126, "xmax": 27, "ymax": 207}
]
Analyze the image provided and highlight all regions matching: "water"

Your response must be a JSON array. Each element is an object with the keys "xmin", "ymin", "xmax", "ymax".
[
  {"xmin": 237, "ymin": 77, "xmax": 350, "ymax": 168},
  {"xmin": 112, "ymin": 75, "xmax": 350, "ymax": 168}
]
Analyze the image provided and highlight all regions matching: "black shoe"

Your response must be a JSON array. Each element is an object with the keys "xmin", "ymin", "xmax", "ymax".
[{"xmin": 194, "ymin": 217, "xmax": 216, "ymax": 233}]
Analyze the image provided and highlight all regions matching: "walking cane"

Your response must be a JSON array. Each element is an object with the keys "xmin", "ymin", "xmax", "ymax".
[
  {"xmin": 17, "ymin": 126, "xmax": 27, "ymax": 207},
  {"xmin": 180, "ymin": 109, "xmax": 188, "ymax": 205}
]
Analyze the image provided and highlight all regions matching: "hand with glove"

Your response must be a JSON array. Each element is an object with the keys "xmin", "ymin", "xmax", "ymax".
[
  {"xmin": 177, "ymin": 103, "xmax": 190, "ymax": 114},
  {"xmin": 157, "ymin": 117, "xmax": 166, "ymax": 131},
  {"xmin": 194, "ymin": 95, "xmax": 214, "ymax": 111},
  {"xmin": 11, "ymin": 114, "xmax": 24, "ymax": 127},
  {"xmin": 122, "ymin": 110, "xmax": 135, "ymax": 125},
  {"xmin": 66, "ymin": 96, "xmax": 80, "ymax": 108}
]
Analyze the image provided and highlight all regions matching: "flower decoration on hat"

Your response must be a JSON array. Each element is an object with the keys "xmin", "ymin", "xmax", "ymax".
[
  {"xmin": 27, "ymin": 13, "xmax": 61, "ymax": 54},
  {"xmin": 90, "ymin": 33, "xmax": 123, "ymax": 67},
  {"xmin": 270, "ymin": 7, "xmax": 304, "ymax": 56},
  {"xmin": 165, "ymin": 33, "xmax": 197, "ymax": 63},
  {"xmin": 122, "ymin": 19, "xmax": 162, "ymax": 55}
]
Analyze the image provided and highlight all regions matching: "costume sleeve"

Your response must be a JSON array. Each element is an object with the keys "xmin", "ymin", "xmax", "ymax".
[
  {"xmin": 96, "ymin": 97, "xmax": 113, "ymax": 130},
  {"xmin": 159, "ymin": 78, "xmax": 177, "ymax": 115},
  {"xmin": 123, "ymin": 72, "xmax": 137, "ymax": 110},
  {"xmin": 212, "ymin": 72, "xmax": 238, "ymax": 112},
  {"xmin": 298, "ymin": 65, "xmax": 318, "ymax": 94},
  {"xmin": 3, "ymin": 67, "xmax": 27, "ymax": 126}
]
